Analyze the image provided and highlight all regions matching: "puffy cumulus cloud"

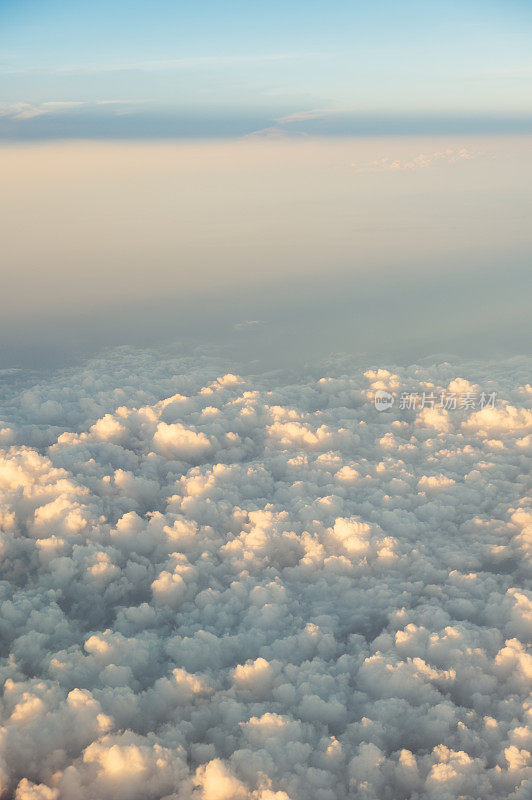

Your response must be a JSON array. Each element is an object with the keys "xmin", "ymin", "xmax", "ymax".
[
  {"xmin": 152, "ymin": 422, "xmax": 213, "ymax": 461},
  {"xmin": 0, "ymin": 347, "xmax": 531, "ymax": 799}
]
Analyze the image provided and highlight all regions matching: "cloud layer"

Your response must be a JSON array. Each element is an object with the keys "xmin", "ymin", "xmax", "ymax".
[
  {"xmin": 2, "ymin": 104, "xmax": 532, "ymax": 141},
  {"xmin": 0, "ymin": 349, "xmax": 530, "ymax": 799}
]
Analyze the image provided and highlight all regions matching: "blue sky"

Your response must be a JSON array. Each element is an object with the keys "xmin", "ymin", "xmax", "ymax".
[{"xmin": 1, "ymin": 0, "xmax": 532, "ymax": 138}]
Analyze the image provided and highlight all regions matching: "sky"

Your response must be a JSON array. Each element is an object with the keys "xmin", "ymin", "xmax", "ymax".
[
  {"xmin": 1, "ymin": 0, "xmax": 532, "ymax": 138},
  {"xmin": 0, "ymin": 0, "xmax": 530, "ymax": 369}
]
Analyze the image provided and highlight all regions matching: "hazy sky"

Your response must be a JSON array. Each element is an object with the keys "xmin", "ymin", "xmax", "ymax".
[
  {"xmin": 1, "ymin": 135, "xmax": 530, "ymax": 368},
  {"xmin": 0, "ymin": 1, "xmax": 530, "ymax": 368}
]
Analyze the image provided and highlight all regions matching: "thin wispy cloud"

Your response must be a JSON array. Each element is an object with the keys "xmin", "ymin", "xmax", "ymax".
[
  {"xmin": 246, "ymin": 107, "xmax": 532, "ymax": 139},
  {"xmin": 1, "ymin": 52, "xmax": 324, "ymax": 77},
  {"xmin": 0, "ymin": 101, "xmax": 86, "ymax": 121},
  {"xmin": 247, "ymin": 107, "xmax": 345, "ymax": 138},
  {"xmin": 0, "ymin": 100, "xmax": 147, "ymax": 120}
]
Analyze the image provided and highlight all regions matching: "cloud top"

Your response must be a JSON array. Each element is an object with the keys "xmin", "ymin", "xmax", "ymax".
[{"xmin": 0, "ymin": 348, "xmax": 530, "ymax": 798}]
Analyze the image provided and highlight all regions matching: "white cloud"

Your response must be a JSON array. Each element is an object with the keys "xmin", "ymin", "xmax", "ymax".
[{"xmin": 0, "ymin": 347, "xmax": 530, "ymax": 798}]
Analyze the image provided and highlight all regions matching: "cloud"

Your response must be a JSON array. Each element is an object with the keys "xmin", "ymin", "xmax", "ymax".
[
  {"xmin": 0, "ymin": 101, "xmax": 144, "ymax": 121},
  {"xmin": 233, "ymin": 321, "xmax": 264, "ymax": 332},
  {"xmin": 1, "ymin": 53, "xmax": 317, "ymax": 78},
  {"xmin": 351, "ymin": 148, "xmax": 487, "ymax": 172},
  {"xmin": 0, "ymin": 347, "xmax": 530, "ymax": 798},
  {"xmin": 2, "ymin": 103, "xmax": 532, "ymax": 141},
  {"xmin": 246, "ymin": 109, "xmax": 532, "ymax": 140},
  {"xmin": 0, "ymin": 102, "xmax": 87, "ymax": 121}
]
